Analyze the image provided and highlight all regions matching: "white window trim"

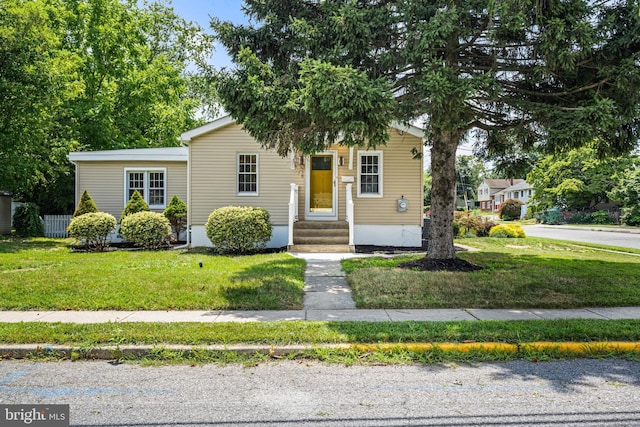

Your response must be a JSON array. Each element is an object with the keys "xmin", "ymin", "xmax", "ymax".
[
  {"xmin": 123, "ymin": 167, "xmax": 167, "ymax": 209},
  {"xmin": 357, "ymin": 151, "xmax": 383, "ymax": 198},
  {"xmin": 237, "ymin": 153, "xmax": 259, "ymax": 196}
]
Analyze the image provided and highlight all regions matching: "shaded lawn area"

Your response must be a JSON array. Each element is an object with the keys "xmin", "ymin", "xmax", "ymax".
[
  {"xmin": 0, "ymin": 238, "xmax": 305, "ymax": 310},
  {"xmin": 343, "ymin": 237, "xmax": 640, "ymax": 309}
]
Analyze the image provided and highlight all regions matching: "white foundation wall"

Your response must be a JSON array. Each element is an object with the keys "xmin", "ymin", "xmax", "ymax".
[
  {"xmin": 354, "ymin": 225, "xmax": 422, "ymax": 247},
  {"xmin": 190, "ymin": 225, "xmax": 289, "ymax": 249}
]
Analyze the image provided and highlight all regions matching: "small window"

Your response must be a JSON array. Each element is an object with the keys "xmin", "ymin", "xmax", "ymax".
[
  {"xmin": 125, "ymin": 169, "xmax": 166, "ymax": 208},
  {"xmin": 238, "ymin": 154, "xmax": 258, "ymax": 195},
  {"xmin": 358, "ymin": 151, "xmax": 383, "ymax": 197}
]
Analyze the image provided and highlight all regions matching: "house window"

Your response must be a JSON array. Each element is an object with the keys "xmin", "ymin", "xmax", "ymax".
[
  {"xmin": 124, "ymin": 169, "xmax": 166, "ymax": 208},
  {"xmin": 238, "ymin": 153, "xmax": 258, "ymax": 195},
  {"xmin": 358, "ymin": 151, "xmax": 383, "ymax": 197}
]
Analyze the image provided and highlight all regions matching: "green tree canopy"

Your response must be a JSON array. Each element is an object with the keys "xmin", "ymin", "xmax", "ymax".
[
  {"xmin": 528, "ymin": 146, "xmax": 639, "ymax": 212},
  {"xmin": 1, "ymin": 0, "xmax": 216, "ymax": 213},
  {"xmin": 213, "ymin": 0, "xmax": 640, "ymax": 260}
]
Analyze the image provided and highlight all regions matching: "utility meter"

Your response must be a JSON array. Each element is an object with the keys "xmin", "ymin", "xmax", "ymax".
[{"xmin": 397, "ymin": 197, "xmax": 408, "ymax": 212}]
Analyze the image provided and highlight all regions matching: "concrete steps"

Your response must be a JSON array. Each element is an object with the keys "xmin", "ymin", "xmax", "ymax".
[{"xmin": 289, "ymin": 221, "xmax": 354, "ymax": 253}]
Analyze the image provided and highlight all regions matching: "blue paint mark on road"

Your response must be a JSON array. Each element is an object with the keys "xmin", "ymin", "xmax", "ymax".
[{"xmin": 0, "ymin": 364, "xmax": 173, "ymax": 398}]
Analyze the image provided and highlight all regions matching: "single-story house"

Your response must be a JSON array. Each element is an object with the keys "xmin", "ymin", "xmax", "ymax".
[
  {"xmin": 69, "ymin": 116, "xmax": 425, "ymax": 251},
  {"xmin": 477, "ymin": 179, "xmax": 526, "ymax": 212}
]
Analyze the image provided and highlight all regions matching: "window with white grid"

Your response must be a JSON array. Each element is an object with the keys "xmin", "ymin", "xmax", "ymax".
[
  {"xmin": 124, "ymin": 169, "xmax": 166, "ymax": 208},
  {"xmin": 358, "ymin": 152, "xmax": 383, "ymax": 197},
  {"xmin": 237, "ymin": 154, "xmax": 258, "ymax": 195}
]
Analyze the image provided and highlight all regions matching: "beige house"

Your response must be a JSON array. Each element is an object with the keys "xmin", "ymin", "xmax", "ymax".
[
  {"xmin": 68, "ymin": 147, "xmax": 188, "ymax": 222},
  {"xmin": 69, "ymin": 116, "xmax": 425, "ymax": 251}
]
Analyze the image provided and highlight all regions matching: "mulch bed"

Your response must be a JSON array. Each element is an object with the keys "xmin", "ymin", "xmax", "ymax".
[{"xmin": 356, "ymin": 239, "xmax": 485, "ymax": 272}]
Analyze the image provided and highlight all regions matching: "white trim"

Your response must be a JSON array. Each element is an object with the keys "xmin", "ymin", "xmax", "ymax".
[
  {"xmin": 68, "ymin": 147, "xmax": 187, "ymax": 162},
  {"xmin": 237, "ymin": 153, "xmax": 259, "ymax": 196},
  {"xmin": 305, "ymin": 151, "xmax": 338, "ymax": 220},
  {"xmin": 390, "ymin": 121, "xmax": 425, "ymax": 139},
  {"xmin": 180, "ymin": 115, "xmax": 235, "ymax": 142},
  {"xmin": 123, "ymin": 167, "xmax": 167, "ymax": 209},
  {"xmin": 179, "ymin": 115, "xmax": 425, "ymax": 144},
  {"xmin": 357, "ymin": 151, "xmax": 383, "ymax": 198},
  {"xmin": 354, "ymin": 224, "xmax": 422, "ymax": 247}
]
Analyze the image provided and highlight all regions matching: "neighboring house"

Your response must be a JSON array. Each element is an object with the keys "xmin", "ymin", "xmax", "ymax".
[
  {"xmin": 68, "ymin": 116, "xmax": 425, "ymax": 251},
  {"xmin": 68, "ymin": 147, "xmax": 188, "ymax": 222},
  {"xmin": 477, "ymin": 179, "xmax": 526, "ymax": 212},
  {"xmin": 493, "ymin": 181, "xmax": 534, "ymax": 211}
]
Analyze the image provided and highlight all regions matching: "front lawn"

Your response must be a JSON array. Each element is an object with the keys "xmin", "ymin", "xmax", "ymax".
[
  {"xmin": 343, "ymin": 237, "xmax": 640, "ymax": 309},
  {"xmin": 0, "ymin": 238, "xmax": 306, "ymax": 310}
]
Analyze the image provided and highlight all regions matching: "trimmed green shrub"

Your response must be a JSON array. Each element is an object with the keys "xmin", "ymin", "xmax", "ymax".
[
  {"xmin": 499, "ymin": 198, "xmax": 524, "ymax": 221},
  {"xmin": 538, "ymin": 208, "xmax": 563, "ymax": 224},
  {"xmin": 13, "ymin": 203, "xmax": 44, "ymax": 237},
  {"xmin": 163, "ymin": 195, "xmax": 187, "ymax": 241},
  {"xmin": 454, "ymin": 211, "xmax": 479, "ymax": 235},
  {"xmin": 73, "ymin": 190, "xmax": 99, "ymax": 217},
  {"xmin": 67, "ymin": 212, "xmax": 116, "ymax": 251},
  {"xmin": 119, "ymin": 211, "xmax": 171, "ymax": 249},
  {"xmin": 621, "ymin": 206, "xmax": 640, "ymax": 226},
  {"xmin": 206, "ymin": 206, "xmax": 272, "ymax": 254},
  {"xmin": 121, "ymin": 190, "xmax": 149, "ymax": 219},
  {"xmin": 474, "ymin": 219, "xmax": 497, "ymax": 237},
  {"xmin": 489, "ymin": 224, "xmax": 526, "ymax": 238},
  {"xmin": 566, "ymin": 211, "xmax": 592, "ymax": 224},
  {"xmin": 591, "ymin": 210, "xmax": 612, "ymax": 225}
]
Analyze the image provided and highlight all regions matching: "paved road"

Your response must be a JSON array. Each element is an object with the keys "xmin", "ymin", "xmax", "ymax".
[
  {"xmin": 523, "ymin": 225, "xmax": 640, "ymax": 250},
  {"xmin": 2, "ymin": 360, "xmax": 640, "ymax": 426}
]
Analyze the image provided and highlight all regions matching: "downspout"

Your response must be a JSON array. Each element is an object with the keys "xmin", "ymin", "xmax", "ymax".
[{"xmin": 173, "ymin": 138, "xmax": 191, "ymax": 250}]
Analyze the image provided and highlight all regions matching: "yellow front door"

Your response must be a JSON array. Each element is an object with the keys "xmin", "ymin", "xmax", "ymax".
[{"xmin": 310, "ymin": 155, "xmax": 333, "ymax": 213}]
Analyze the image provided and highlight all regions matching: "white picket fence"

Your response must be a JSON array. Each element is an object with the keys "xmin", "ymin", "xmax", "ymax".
[{"xmin": 44, "ymin": 215, "xmax": 72, "ymax": 238}]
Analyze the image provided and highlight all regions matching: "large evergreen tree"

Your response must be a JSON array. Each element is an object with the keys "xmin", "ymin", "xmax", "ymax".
[{"xmin": 213, "ymin": 0, "xmax": 640, "ymax": 261}]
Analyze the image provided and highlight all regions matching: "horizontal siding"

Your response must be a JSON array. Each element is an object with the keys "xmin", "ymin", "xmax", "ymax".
[
  {"xmin": 189, "ymin": 124, "xmax": 302, "ymax": 225},
  {"xmin": 189, "ymin": 123, "xmax": 423, "ymax": 227},
  {"xmin": 75, "ymin": 161, "xmax": 187, "ymax": 222},
  {"xmin": 351, "ymin": 132, "xmax": 423, "ymax": 226}
]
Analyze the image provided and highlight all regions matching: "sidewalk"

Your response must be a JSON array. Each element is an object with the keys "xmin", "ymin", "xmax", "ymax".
[{"xmin": 2, "ymin": 306, "xmax": 640, "ymax": 324}]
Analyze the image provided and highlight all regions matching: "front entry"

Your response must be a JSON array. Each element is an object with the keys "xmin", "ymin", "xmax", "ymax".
[{"xmin": 306, "ymin": 152, "xmax": 337, "ymax": 220}]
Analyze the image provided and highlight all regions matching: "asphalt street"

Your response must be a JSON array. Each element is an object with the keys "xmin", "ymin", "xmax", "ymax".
[
  {"xmin": 522, "ymin": 225, "xmax": 640, "ymax": 250},
  {"xmin": 1, "ymin": 359, "xmax": 640, "ymax": 426}
]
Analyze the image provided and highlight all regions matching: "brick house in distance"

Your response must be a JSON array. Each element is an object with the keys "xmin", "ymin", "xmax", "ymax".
[{"xmin": 477, "ymin": 179, "xmax": 527, "ymax": 212}]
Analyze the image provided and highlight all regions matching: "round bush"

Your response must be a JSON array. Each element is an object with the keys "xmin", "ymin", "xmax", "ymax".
[
  {"xmin": 622, "ymin": 206, "xmax": 640, "ymax": 226},
  {"xmin": 13, "ymin": 203, "xmax": 44, "ymax": 237},
  {"xmin": 590, "ymin": 210, "xmax": 612, "ymax": 225},
  {"xmin": 499, "ymin": 198, "xmax": 524, "ymax": 221},
  {"xmin": 206, "ymin": 206, "xmax": 272, "ymax": 254},
  {"xmin": 489, "ymin": 224, "xmax": 526, "ymax": 238},
  {"xmin": 67, "ymin": 212, "xmax": 116, "ymax": 251},
  {"xmin": 119, "ymin": 211, "xmax": 171, "ymax": 249}
]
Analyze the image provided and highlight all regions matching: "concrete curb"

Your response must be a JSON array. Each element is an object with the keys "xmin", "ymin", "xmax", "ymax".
[{"xmin": 2, "ymin": 342, "xmax": 639, "ymax": 361}]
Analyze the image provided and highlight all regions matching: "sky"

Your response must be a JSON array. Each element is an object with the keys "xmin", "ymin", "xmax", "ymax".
[
  {"xmin": 168, "ymin": 1, "xmax": 477, "ymax": 161},
  {"xmin": 170, "ymin": 0, "xmax": 247, "ymax": 69}
]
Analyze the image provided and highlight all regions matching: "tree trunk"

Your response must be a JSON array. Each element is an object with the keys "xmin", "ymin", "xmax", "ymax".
[{"xmin": 427, "ymin": 129, "xmax": 460, "ymax": 260}]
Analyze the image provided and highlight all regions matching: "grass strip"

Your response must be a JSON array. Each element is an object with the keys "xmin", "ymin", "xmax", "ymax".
[{"xmin": 2, "ymin": 319, "xmax": 640, "ymax": 345}]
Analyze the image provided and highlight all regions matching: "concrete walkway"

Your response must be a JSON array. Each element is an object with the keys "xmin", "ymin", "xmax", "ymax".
[{"xmin": 1, "ymin": 252, "xmax": 640, "ymax": 324}]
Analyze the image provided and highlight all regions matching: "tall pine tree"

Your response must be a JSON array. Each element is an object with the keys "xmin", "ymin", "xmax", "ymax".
[{"xmin": 214, "ymin": 0, "xmax": 640, "ymax": 261}]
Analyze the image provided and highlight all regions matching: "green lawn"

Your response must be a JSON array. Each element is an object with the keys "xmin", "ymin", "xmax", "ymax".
[
  {"xmin": 0, "ymin": 238, "xmax": 306, "ymax": 310},
  {"xmin": 343, "ymin": 237, "xmax": 640, "ymax": 309}
]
